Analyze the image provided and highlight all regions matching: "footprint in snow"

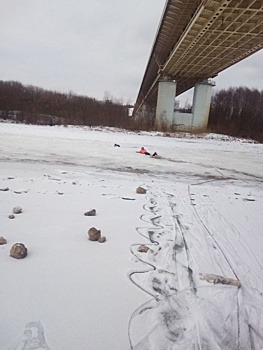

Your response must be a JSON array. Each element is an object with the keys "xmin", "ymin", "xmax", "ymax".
[{"xmin": 14, "ymin": 321, "xmax": 51, "ymax": 350}]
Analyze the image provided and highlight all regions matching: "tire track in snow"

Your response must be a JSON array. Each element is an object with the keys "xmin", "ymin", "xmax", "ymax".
[
  {"xmin": 128, "ymin": 189, "xmax": 188, "ymax": 348},
  {"xmin": 128, "ymin": 189, "xmax": 198, "ymax": 348},
  {"xmin": 164, "ymin": 192, "xmax": 197, "ymax": 294},
  {"xmin": 188, "ymin": 183, "xmax": 241, "ymax": 348},
  {"xmin": 129, "ymin": 194, "xmax": 181, "ymax": 299},
  {"xmin": 164, "ymin": 157, "xmax": 263, "ymax": 183},
  {"xmin": 187, "ymin": 182, "xmax": 263, "ymax": 349},
  {"xmin": 129, "ymin": 185, "xmax": 247, "ymax": 349},
  {"xmin": 188, "ymin": 184, "xmax": 240, "ymax": 281}
]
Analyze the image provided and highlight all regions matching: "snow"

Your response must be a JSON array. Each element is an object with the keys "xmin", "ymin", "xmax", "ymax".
[{"xmin": 0, "ymin": 122, "xmax": 262, "ymax": 349}]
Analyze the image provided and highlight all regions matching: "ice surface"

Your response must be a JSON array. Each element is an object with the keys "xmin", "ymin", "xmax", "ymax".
[{"xmin": 0, "ymin": 123, "xmax": 262, "ymax": 349}]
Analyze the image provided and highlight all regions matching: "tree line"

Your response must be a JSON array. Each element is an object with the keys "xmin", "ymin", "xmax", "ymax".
[
  {"xmin": 209, "ymin": 87, "xmax": 263, "ymax": 142},
  {"xmin": 0, "ymin": 80, "xmax": 131, "ymax": 128},
  {"xmin": 0, "ymin": 81, "xmax": 262, "ymax": 142}
]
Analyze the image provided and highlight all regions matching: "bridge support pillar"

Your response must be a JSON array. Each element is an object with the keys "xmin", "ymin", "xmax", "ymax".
[
  {"xmin": 155, "ymin": 78, "xmax": 176, "ymax": 130},
  {"xmin": 192, "ymin": 79, "xmax": 215, "ymax": 130}
]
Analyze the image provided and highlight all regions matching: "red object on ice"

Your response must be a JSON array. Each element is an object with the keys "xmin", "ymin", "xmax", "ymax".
[{"xmin": 137, "ymin": 147, "xmax": 148, "ymax": 154}]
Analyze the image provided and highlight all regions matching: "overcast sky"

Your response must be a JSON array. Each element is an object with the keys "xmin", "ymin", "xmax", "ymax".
[{"xmin": 1, "ymin": 0, "xmax": 262, "ymax": 106}]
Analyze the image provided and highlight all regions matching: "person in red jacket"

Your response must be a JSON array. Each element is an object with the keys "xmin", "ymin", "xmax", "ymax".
[
  {"xmin": 137, "ymin": 147, "xmax": 150, "ymax": 155},
  {"xmin": 136, "ymin": 147, "xmax": 158, "ymax": 157}
]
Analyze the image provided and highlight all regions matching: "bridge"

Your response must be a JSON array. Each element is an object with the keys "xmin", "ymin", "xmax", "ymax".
[{"xmin": 134, "ymin": 0, "xmax": 263, "ymax": 130}]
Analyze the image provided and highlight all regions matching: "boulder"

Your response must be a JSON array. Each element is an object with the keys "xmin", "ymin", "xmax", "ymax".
[
  {"xmin": 84, "ymin": 209, "xmax": 96, "ymax": 216},
  {"xmin": 9, "ymin": 214, "xmax": 15, "ymax": 219},
  {"xmin": 98, "ymin": 236, "xmax": 106, "ymax": 243},
  {"xmin": 137, "ymin": 245, "xmax": 150, "ymax": 253},
  {"xmin": 10, "ymin": 243, "xmax": 28, "ymax": 259},
  {"xmin": 13, "ymin": 206, "xmax": 22, "ymax": 214},
  {"xmin": 0, "ymin": 187, "xmax": 9, "ymax": 191},
  {"xmin": 136, "ymin": 186, "xmax": 147, "ymax": 194},
  {"xmin": 88, "ymin": 227, "xmax": 101, "ymax": 241},
  {"xmin": 0, "ymin": 237, "xmax": 7, "ymax": 245}
]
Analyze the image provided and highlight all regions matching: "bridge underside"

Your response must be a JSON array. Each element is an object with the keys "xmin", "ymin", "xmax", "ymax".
[{"xmin": 135, "ymin": 0, "xmax": 263, "ymax": 114}]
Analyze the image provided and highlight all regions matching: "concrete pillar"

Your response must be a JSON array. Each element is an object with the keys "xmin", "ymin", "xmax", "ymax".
[
  {"xmin": 155, "ymin": 79, "xmax": 176, "ymax": 129},
  {"xmin": 192, "ymin": 79, "xmax": 215, "ymax": 129}
]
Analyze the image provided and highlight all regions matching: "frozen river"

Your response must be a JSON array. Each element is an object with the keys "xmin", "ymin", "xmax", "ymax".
[{"xmin": 0, "ymin": 122, "xmax": 262, "ymax": 349}]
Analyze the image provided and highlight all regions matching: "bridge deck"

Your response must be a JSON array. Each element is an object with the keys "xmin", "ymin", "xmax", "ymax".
[{"xmin": 135, "ymin": 0, "xmax": 263, "ymax": 111}]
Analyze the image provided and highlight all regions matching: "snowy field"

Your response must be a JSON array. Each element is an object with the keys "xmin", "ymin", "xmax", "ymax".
[{"xmin": 0, "ymin": 122, "xmax": 263, "ymax": 350}]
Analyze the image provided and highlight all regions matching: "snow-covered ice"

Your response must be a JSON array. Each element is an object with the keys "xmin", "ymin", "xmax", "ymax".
[{"xmin": 0, "ymin": 123, "xmax": 262, "ymax": 349}]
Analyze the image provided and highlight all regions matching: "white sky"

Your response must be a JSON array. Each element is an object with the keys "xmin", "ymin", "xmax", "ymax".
[{"xmin": 1, "ymin": 0, "xmax": 262, "ymax": 106}]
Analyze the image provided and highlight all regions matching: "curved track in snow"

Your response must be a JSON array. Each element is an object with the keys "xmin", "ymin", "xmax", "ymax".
[{"xmin": 128, "ymin": 183, "xmax": 263, "ymax": 349}]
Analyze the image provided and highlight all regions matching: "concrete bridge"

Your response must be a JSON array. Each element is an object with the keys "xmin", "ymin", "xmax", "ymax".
[{"xmin": 134, "ymin": 0, "xmax": 263, "ymax": 131}]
